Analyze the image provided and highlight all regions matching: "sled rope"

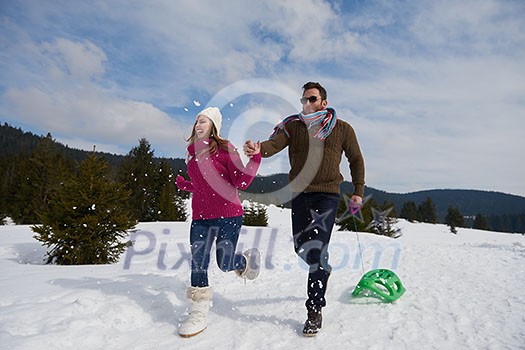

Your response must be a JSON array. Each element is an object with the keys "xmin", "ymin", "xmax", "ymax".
[{"xmin": 352, "ymin": 207, "xmax": 365, "ymax": 276}]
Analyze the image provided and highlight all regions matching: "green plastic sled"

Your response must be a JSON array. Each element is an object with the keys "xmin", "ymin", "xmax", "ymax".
[{"xmin": 352, "ymin": 269, "xmax": 405, "ymax": 303}]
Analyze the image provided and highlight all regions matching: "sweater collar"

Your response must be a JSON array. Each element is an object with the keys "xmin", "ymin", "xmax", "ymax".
[{"xmin": 187, "ymin": 138, "xmax": 213, "ymax": 156}]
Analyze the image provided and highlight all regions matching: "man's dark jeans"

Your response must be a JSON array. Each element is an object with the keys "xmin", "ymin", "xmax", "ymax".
[{"xmin": 291, "ymin": 192, "xmax": 339, "ymax": 309}]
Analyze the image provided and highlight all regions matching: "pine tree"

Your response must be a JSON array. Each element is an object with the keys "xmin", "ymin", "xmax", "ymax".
[
  {"xmin": 499, "ymin": 214, "xmax": 513, "ymax": 232},
  {"xmin": 400, "ymin": 201, "xmax": 421, "ymax": 222},
  {"xmin": 10, "ymin": 135, "xmax": 74, "ymax": 224},
  {"xmin": 383, "ymin": 200, "xmax": 398, "ymax": 218},
  {"xmin": 473, "ymin": 213, "xmax": 490, "ymax": 230},
  {"xmin": 117, "ymin": 138, "xmax": 159, "ymax": 221},
  {"xmin": 256, "ymin": 202, "xmax": 269, "ymax": 226},
  {"xmin": 0, "ymin": 156, "xmax": 7, "ymax": 223},
  {"xmin": 368, "ymin": 201, "xmax": 401, "ymax": 238},
  {"xmin": 243, "ymin": 201, "xmax": 254, "ymax": 222},
  {"xmin": 419, "ymin": 197, "xmax": 438, "ymax": 224},
  {"xmin": 32, "ymin": 154, "xmax": 136, "ymax": 265},
  {"xmin": 157, "ymin": 161, "xmax": 187, "ymax": 221},
  {"xmin": 243, "ymin": 201, "xmax": 268, "ymax": 226},
  {"xmin": 445, "ymin": 206, "xmax": 465, "ymax": 234},
  {"xmin": 337, "ymin": 194, "xmax": 377, "ymax": 232}
]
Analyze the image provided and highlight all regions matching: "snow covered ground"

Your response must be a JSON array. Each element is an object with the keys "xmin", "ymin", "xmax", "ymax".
[{"xmin": 1, "ymin": 205, "xmax": 524, "ymax": 349}]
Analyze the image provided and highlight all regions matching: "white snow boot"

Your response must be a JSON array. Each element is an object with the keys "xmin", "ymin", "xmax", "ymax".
[
  {"xmin": 236, "ymin": 248, "xmax": 261, "ymax": 280},
  {"xmin": 179, "ymin": 286, "xmax": 212, "ymax": 338}
]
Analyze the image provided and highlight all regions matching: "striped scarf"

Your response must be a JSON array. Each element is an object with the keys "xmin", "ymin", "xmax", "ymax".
[{"xmin": 269, "ymin": 107, "xmax": 337, "ymax": 140}]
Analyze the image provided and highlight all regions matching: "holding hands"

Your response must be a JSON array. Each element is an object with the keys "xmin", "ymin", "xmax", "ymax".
[{"xmin": 243, "ymin": 140, "xmax": 260, "ymax": 158}]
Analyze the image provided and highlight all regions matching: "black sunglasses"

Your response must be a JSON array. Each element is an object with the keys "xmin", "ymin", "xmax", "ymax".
[{"xmin": 300, "ymin": 96, "xmax": 320, "ymax": 104}]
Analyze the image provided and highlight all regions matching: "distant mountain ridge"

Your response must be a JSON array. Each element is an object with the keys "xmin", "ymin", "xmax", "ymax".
[
  {"xmin": 244, "ymin": 173, "xmax": 525, "ymax": 218},
  {"xmin": 0, "ymin": 122, "xmax": 186, "ymax": 174},
  {"xmin": 347, "ymin": 186, "xmax": 525, "ymax": 218},
  {"xmin": 2, "ymin": 121, "xmax": 524, "ymax": 228}
]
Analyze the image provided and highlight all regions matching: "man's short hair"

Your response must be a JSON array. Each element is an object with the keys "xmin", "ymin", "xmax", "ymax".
[{"xmin": 302, "ymin": 82, "xmax": 327, "ymax": 101}]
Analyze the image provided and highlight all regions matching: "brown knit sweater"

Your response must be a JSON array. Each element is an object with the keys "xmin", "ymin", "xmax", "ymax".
[{"xmin": 260, "ymin": 118, "xmax": 365, "ymax": 197}]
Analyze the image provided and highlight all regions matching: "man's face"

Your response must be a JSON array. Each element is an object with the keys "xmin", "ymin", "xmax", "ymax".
[{"xmin": 301, "ymin": 88, "xmax": 327, "ymax": 114}]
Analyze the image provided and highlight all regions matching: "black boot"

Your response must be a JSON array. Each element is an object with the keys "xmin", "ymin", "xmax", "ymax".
[{"xmin": 303, "ymin": 306, "xmax": 322, "ymax": 336}]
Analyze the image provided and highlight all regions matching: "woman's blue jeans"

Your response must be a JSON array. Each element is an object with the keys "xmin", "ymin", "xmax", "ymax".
[
  {"xmin": 291, "ymin": 192, "xmax": 339, "ymax": 309},
  {"xmin": 190, "ymin": 216, "xmax": 245, "ymax": 287}
]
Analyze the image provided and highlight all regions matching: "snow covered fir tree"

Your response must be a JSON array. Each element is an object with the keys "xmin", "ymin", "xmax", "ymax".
[
  {"xmin": 117, "ymin": 138, "xmax": 187, "ymax": 222},
  {"xmin": 368, "ymin": 207, "xmax": 402, "ymax": 238},
  {"xmin": 399, "ymin": 201, "xmax": 421, "ymax": 222},
  {"xmin": 6, "ymin": 134, "xmax": 75, "ymax": 224},
  {"xmin": 32, "ymin": 153, "xmax": 137, "ymax": 265},
  {"xmin": 337, "ymin": 195, "xmax": 400, "ymax": 237},
  {"xmin": 242, "ymin": 200, "xmax": 268, "ymax": 226},
  {"xmin": 445, "ymin": 206, "xmax": 465, "ymax": 234}
]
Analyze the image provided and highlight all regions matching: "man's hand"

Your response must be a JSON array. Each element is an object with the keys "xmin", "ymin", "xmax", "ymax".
[{"xmin": 350, "ymin": 195, "xmax": 363, "ymax": 207}]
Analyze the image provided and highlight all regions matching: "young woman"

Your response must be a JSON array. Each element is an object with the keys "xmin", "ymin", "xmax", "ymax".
[{"xmin": 176, "ymin": 107, "xmax": 261, "ymax": 337}]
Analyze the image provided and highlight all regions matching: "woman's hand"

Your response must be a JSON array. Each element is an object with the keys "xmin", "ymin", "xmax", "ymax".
[{"xmin": 243, "ymin": 140, "xmax": 260, "ymax": 158}]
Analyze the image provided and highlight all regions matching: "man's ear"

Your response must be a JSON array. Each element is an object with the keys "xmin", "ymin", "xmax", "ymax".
[{"xmin": 322, "ymin": 99, "xmax": 328, "ymax": 108}]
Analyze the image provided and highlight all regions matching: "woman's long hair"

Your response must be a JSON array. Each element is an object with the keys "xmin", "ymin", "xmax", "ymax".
[{"xmin": 186, "ymin": 123, "xmax": 235, "ymax": 155}]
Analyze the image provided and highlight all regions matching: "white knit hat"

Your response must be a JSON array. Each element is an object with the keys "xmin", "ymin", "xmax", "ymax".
[{"xmin": 197, "ymin": 107, "xmax": 222, "ymax": 136}]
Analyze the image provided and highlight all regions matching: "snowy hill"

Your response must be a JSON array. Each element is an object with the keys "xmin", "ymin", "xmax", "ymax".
[{"xmin": 1, "ymin": 205, "xmax": 524, "ymax": 349}]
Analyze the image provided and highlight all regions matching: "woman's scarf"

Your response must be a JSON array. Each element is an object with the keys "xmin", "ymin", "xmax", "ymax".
[{"xmin": 269, "ymin": 107, "xmax": 337, "ymax": 140}]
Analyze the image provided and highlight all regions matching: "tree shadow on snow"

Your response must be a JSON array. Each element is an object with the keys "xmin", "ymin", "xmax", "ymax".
[
  {"xmin": 211, "ymin": 292, "xmax": 305, "ymax": 332},
  {"xmin": 52, "ymin": 274, "xmax": 305, "ymax": 332},
  {"xmin": 52, "ymin": 274, "xmax": 188, "ymax": 326},
  {"xmin": 9, "ymin": 242, "xmax": 47, "ymax": 265}
]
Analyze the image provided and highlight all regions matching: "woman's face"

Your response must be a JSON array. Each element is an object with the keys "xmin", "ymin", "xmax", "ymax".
[{"xmin": 194, "ymin": 115, "xmax": 213, "ymax": 140}]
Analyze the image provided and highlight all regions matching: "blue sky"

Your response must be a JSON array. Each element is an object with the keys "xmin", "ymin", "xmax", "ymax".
[{"xmin": 1, "ymin": 0, "xmax": 524, "ymax": 196}]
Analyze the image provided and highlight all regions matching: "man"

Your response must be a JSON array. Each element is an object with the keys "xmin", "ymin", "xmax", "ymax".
[{"xmin": 244, "ymin": 82, "xmax": 365, "ymax": 336}]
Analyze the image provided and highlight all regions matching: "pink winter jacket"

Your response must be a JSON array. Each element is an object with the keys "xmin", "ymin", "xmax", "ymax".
[{"xmin": 176, "ymin": 139, "xmax": 262, "ymax": 220}]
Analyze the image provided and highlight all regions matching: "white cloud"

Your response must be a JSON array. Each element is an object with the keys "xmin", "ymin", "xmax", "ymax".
[
  {"xmin": 41, "ymin": 38, "xmax": 107, "ymax": 80},
  {"xmin": 2, "ymin": 37, "xmax": 190, "ymax": 157},
  {"xmin": 82, "ymin": 0, "xmax": 365, "ymax": 97},
  {"xmin": 4, "ymin": 84, "xmax": 190, "ymax": 156},
  {"xmin": 409, "ymin": 0, "xmax": 525, "ymax": 55}
]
